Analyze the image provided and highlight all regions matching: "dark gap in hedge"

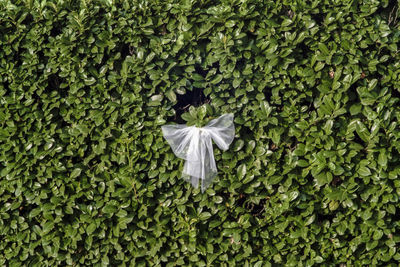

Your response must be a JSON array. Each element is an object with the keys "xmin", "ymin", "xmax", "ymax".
[
  {"xmin": 100, "ymin": 51, "xmax": 111, "ymax": 67},
  {"xmin": 113, "ymin": 46, "xmax": 126, "ymax": 73},
  {"xmin": 14, "ymin": 48, "xmax": 24, "ymax": 68},
  {"xmin": 170, "ymin": 64, "xmax": 211, "ymax": 123},
  {"xmin": 37, "ymin": 50, "xmax": 45, "ymax": 64},
  {"xmin": 171, "ymin": 87, "xmax": 210, "ymax": 123},
  {"xmin": 3, "ymin": 80, "xmax": 9, "ymax": 93},
  {"xmin": 391, "ymin": 87, "xmax": 400, "ymax": 99},
  {"xmin": 310, "ymin": 13, "xmax": 324, "ymax": 26},
  {"xmin": 236, "ymin": 58, "xmax": 246, "ymax": 72},
  {"xmin": 282, "ymin": 5, "xmax": 295, "ymax": 19},
  {"xmin": 331, "ymin": 176, "xmax": 343, "ymax": 187},
  {"xmin": 317, "ymin": 213, "xmax": 335, "ymax": 223},
  {"xmin": 69, "ymin": 155, "xmax": 81, "ymax": 165},
  {"xmin": 120, "ymin": 43, "xmax": 133, "ymax": 58},
  {"xmin": 353, "ymin": 133, "xmax": 365, "ymax": 147},
  {"xmin": 46, "ymin": 73, "xmax": 67, "ymax": 98},
  {"xmin": 298, "ymin": 42, "xmax": 311, "ymax": 56},
  {"xmin": 263, "ymin": 88, "xmax": 273, "ymax": 104},
  {"xmin": 237, "ymin": 194, "xmax": 267, "ymax": 217},
  {"xmin": 377, "ymin": 0, "xmax": 399, "ymax": 23},
  {"xmin": 237, "ymin": 193, "xmax": 246, "ymax": 207},
  {"xmin": 250, "ymin": 199, "xmax": 267, "ymax": 217},
  {"xmin": 18, "ymin": 200, "xmax": 33, "ymax": 218},
  {"xmin": 346, "ymin": 83, "xmax": 359, "ymax": 109},
  {"xmin": 50, "ymin": 23, "xmax": 62, "ymax": 37},
  {"xmin": 194, "ymin": 64, "xmax": 208, "ymax": 78},
  {"xmin": 21, "ymin": 13, "xmax": 33, "ymax": 25},
  {"xmin": 196, "ymin": 38, "xmax": 209, "ymax": 57}
]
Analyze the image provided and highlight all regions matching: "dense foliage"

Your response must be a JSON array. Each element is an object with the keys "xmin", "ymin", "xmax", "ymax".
[{"xmin": 1, "ymin": 0, "xmax": 400, "ymax": 265}]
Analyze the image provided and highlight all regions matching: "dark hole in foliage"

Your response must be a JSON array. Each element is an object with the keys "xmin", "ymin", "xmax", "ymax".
[
  {"xmin": 297, "ymin": 42, "xmax": 311, "ymax": 56},
  {"xmin": 392, "ymin": 203, "xmax": 400, "ymax": 221},
  {"xmin": 120, "ymin": 43, "xmax": 134, "ymax": 58},
  {"xmin": 377, "ymin": 0, "xmax": 399, "ymax": 25},
  {"xmin": 248, "ymin": 199, "xmax": 267, "ymax": 217},
  {"xmin": 331, "ymin": 176, "xmax": 343, "ymax": 187},
  {"xmin": 196, "ymin": 38, "xmax": 209, "ymax": 56},
  {"xmin": 310, "ymin": 13, "xmax": 324, "ymax": 26},
  {"xmin": 159, "ymin": 24, "xmax": 167, "ymax": 36},
  {"xmin": 348, "ymin": 82, "xmax": 359, "ymax": 97},
  {"xmin": 14, "ymin": 48, "xmax": 24, "ymax": 68},
  {"xmin": 2, "ymin": 80, "xmax": 9, "ymax": 92},
  {"xmin": 21, "ymin": 13, "xmax": 33, "ymax": 25},
  {"xmin": 194, "ymin": 64, "xmax": 208, "ymax": 77},
  {"xmin": 317, "ymin": 213, "xmax": 335, "ymax": 224},
  {"xmin": 237, "ymin": 193, "xmax": 246, "ymax": 206},
  {"xmin": 62, "ymin": 212, "xmax": 75, "ymax": 225},
  {"xmin": 170, "ymin": 64, "xmax": 211, "ymax": 123},
  {"xmin": 45, "ymin": 73, "xmax": 67, "ymax": 98},
  {"xmin": 282, "ymin": 4, "xmax": 295, "ymax": 19},
  {"xmin": 100, "ymin": 52, "xmax": 111, "ymax": 67},
  {"xmin": 50, "ymin": 24, "xmax": 62, "ymax": 37},
  {"xmin": 262, "ymin": 87, "xmax": 273, "ymax": 105},
  {"xmin": 37, "ymin": 50, "xmax": 45, "ymax": 61},
  {"xmin": 171, "ymin": 87, "xmax": 210, "ymax": 123},
  {"xmin": 18, "ymin": 201, "xmax": 32, "ymax": 218},
  {"xmin": 58, "ymin": 120, "xmax": 70, "ymax": 132},
  {"xmin": 353, "ymin": 132, "xmax": 365, "ymax": 146},
  {"xmin": 69, "ymin": 155, "xmax": 82, "ymax": 165},
  {"xmin": 237, "ymin": 194, "xmax": 267, "ymax": 218},
  {"xmin": 353, "ymin": 132, "xmax": 366, "ymax": 147},
  {"xmin": 236, "ymin": 58, "xmax": 246, "ymax": 72},
  {"xmin": 391, "ymin": 87, "xmax": 400, "ymax": 99}
]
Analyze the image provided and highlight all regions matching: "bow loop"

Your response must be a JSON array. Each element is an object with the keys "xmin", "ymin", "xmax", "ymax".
[
  {"xmin": 161, "ymin": 113, "xmax": 235, "ymax": 192},
  {"xmin": 204, "ymin": 113, "xmax": 235, "ymax": 151}
]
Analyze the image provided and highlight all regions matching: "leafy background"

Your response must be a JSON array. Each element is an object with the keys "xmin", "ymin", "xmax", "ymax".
[{"xmin": 1, "ymin": 0, "xmax": 400, "ymax": 265}]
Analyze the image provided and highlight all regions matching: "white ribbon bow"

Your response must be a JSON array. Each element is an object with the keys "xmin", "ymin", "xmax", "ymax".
[{"xmin": 161, "ymin": 113, "xmax": 235, "ymax": 192}]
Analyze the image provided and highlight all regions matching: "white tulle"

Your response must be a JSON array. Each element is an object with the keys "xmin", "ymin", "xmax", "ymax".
[{"xmin": 161, "ymin": 113, "xmax": 235, "ymax": 192}]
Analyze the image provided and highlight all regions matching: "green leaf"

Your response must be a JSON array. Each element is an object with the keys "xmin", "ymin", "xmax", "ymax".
[
  {"xmin": 269, "ymin": 175, "xmax": 283, "ymax": 185},
  {"xmin": 225, "ymin": 20, "xmax": 235, "ymax": 27},
  {"xmin": 315, "ymin": 172, "xmax": 332, "ymax": 187},
  {"xmin": 237, "ymin": 164, "xmax": 247, "ymax": 180},
  {"xmin": 29, "ymin": 208, "xmax": 41, "ymax": 219},
  {"xmin": 318, "ymin": 43, "xmax": 329, "ymax": 55},
  {"xmin": 102, "ymin": 204, "xmax": 118, "ymax": 214},
  {"xmin": 358, "ymin": 166, "xmax": 371, "ymax": 176},
  {"xmin": 42, "ymin": 222, "xmax": 54, "ymax": 234},
  {"xmin": 149, "ymin": 94, "xmax": 163, "ymax": 106},
  {"xmin": 84, "ymin": 77, "xmax": 96, "ymax": 85},
  {"xmin": 378, "ymin": 151, "xmax": 387, "ymax": 167},
  {"xmin": 349, "ymin": 104, "xmax": 362, "ymax": 115},
  {"xmin": 355, "ymin": 121, "xmax": 370, "ymax": 142},
  {"xmin": 233, "ymin": 140, "xmax": 244, "ymax": 152},
  {"xmin": 166, "ymin": 90, "xmax": 177, "ymax": 102},
  {"xmin": 329, "ymin": 201, "xmax": 339, "ymax": 211},
  {"xmin": 199, "ymin": 212, "xmax": 212, "ymax": 221},
  {"xmin": 87, "ymin": 223, "xmax": 96, "ymax": 235},
  {"xmin": 210, "ymin": 74, "xmax": 223, "ymax": 84},
  {"xmin": 70, "ymin": 168, "xmax": 82, "ymax": 179},
  {"xmin": 368, "ymin": 79, "xmax": 378, "ymax": 91}
]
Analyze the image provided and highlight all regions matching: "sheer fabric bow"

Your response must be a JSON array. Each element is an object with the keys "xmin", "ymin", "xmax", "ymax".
[{"xmin": 161, "ymin": 113, "xmax": 235, "ymax": 192}]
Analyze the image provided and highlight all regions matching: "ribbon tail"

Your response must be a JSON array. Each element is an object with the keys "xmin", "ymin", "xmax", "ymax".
[
  {"xmin": 181, "ymin": 131, "xmax": 217, "ymax": 192},
  {"xmin": 181, "ymin": 129, "xmax": 202, "ymax": 189},
  {"xmin": 200, "ymin": 132, "xmax": 218, "ymax": 193},
  {"xmin": 182, "ymin": 160, "xmax": 200, "ymax": 189}
]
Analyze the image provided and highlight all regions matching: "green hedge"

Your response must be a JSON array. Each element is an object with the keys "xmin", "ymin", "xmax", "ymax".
[{"xmin": 1, "ymin": 0, "xmax": 400, "ymax": 265}]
